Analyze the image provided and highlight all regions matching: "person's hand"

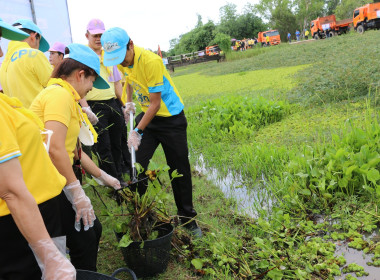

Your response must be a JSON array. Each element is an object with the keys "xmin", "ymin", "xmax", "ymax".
[
  {"xmin": 122, "ymin": 102, "xmax": 136, "ymax": 123},
  {"xmin": 82, "ymin": 106, "xmax": 99, "ymax": 125},
  {"xmin": 94, "ymin": 169, "xmax": 121, "ymax": 190},
  {"xmin": 128, "ymin": 129, "xmax": 142, "ymax": 151},
  {"xmin": 29, "ymin": 238, "xmax": 76, "ymax": 280},
  {"xmin": 63, "ymin": 180, "xmax": 96, "ymax": 231}
]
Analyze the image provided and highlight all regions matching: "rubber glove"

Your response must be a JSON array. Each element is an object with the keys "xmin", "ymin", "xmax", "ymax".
[
  {"xmin": 93, "ymin": 169, "xmax": 121, "ymax": 190},
  {"xmin": 122, "ymin": 102, "xmax": 136, "ymax": 123},
  {"xmin": 63, "ymin": 180, "xmax": 96, "ymax": 231},
  {"xmin": 128, "ymin": 129, "xmax": 142, "ymax": 151},
  {"xmin": 82, "ymin": 106, "xmax": 99, "ymax": 125},
  {"xmin": 29, "ymin": 237, "xmax": 76, "ymax": 280}
]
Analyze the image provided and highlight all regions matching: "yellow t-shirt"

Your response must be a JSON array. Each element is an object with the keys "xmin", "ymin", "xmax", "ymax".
[
  {"xmin": 30, "ymin": 85, "xmax": 80, "ymax": 165},
  {"xmin": 119, "ymin": 46, "xmax": 184, "ymax": 117},
  {"xmin": 0, "ymin": 98, "xmax": 66, "ymax": 216},
  {"xmin": 85, "ymin": 62, "xmax": 116, "ymax": 101},
  {"xmin": 0, "ymin": 41, "xmax": 53, "ymax": 108}
]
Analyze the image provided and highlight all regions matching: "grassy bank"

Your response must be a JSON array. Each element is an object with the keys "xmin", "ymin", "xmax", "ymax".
[{"xmin": 89, "ymin": 30, "xmax": 380, "ymax": 279}]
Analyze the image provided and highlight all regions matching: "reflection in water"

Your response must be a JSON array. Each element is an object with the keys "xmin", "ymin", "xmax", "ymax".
[
  {"xmin": 194, "ymin": 154, "xmax": 273, "ymax": 218},
  {"xmin": 194, "ymin": 154, "xmax": 380, "ymax": 279}
]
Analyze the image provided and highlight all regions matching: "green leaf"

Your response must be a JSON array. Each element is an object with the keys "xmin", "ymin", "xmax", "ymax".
[
  {"xmin": 299, "ymin": 189, "xmax": 311, "ymax": 196},
  {"xmin": 118, "ymin": 234, "xmax": 133, "ymax": 248},
  {"xmin": 171, "ymin": 169, "xmax": 183, "ymax": 179},
  {"xmin": 345, "ymin": 165, "xmax": 358, "ymax": 176},
  {"xmin": 191, "ymin": 258, "xmax": 204, "ymax": 270},
  {"xmin": 367, "ymin": 168, "xmax": 380, "ymax": 184},
  {"xmin": 295, "ymin": 172, "xmax": 309, "ymax": 178},
  {"xmin": 267, "ymin": 268, "xmax": 283, "ymax": 280}
]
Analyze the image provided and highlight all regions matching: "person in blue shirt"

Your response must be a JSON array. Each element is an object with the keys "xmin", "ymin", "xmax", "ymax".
[
  {"xmin": 287, "ymin": 32, "xmax": 291, "ymax": 43},
  {"xmin": 295, "ymin": 30, "xmax": 300, "ymax": 41}
]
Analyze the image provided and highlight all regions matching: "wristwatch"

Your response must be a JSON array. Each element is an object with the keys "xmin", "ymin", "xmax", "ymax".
[{"xmin": 134, "ymin": 127, "xmax": 143, "ymax": 136}]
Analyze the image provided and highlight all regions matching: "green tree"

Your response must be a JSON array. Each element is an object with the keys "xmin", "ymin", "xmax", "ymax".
[
  {"xmin": 212, "ymin": 33, "xmax": 232, "ymax": 53},
  {"xmin": 334, "ymin": 0, "xmax": 367, "ymax": 19},
  {"xmin": 294, "ymin": 0, "xmax": 325, "ymax": 33},
  {"xmin": 255, "ymin": 0, "xmax": 298, "ymax": 41},
  {"xmin": 325, "ymin": 0, "xmax": 340, "ymax": 15},
  {"xmin": 218, "ymin": 3, "xmax": 239, "ymax": 38}
]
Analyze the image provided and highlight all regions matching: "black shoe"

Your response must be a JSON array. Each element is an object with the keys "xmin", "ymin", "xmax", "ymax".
[{"xmin": 183, "ymin": 221, "xmax": 202, "ymax": 238}]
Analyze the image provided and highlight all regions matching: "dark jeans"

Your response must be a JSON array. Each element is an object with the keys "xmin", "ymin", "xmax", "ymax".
[
  {"xmin": 0, "ymin": 194, "xmax": 63, "ymax": 280},
  {"xmin": 58, "ymin": 191, "xmax": 102, "ymax": 271},
  {"xmin": 121, "ymin": 122, "xmax": 131, "ymax": 175},
  {"xmin": 87, "ymin": 98, "xmax": 124, "ymax": 181},
  {"xmin": 135, "ymin": 111, "xmax": 197, "ymax": 222}
]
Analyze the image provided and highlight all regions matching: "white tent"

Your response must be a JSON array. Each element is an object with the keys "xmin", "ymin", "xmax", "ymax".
[{"xmin": 0, "ymin": 0, "xmax": 72, "ymax": 62}]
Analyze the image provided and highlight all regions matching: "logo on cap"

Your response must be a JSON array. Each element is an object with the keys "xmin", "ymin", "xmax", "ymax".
[{"xmin": 103, "ymin": 41, "xmax": 120, "ymax": 53}]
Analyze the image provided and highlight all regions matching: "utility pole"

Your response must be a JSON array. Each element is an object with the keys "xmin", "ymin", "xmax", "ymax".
[{"xmin": 29, "ymin": 0, "xmax": 37, "ymax": 24}]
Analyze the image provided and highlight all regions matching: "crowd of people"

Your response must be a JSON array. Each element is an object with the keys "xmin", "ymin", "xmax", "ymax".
[
  {"xmin": 232, "ymin": 37, "xmax": 259, "ymax": 51},
  {"xmin": 0, "ymin": 17, "xmax": 201, "ymax": 280}
]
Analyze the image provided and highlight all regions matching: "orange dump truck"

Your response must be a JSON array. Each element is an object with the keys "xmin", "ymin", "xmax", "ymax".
[
  {"xmin": 353, "ymin": 2, "xmax": 380, "ymax": 33},
  {"xmin": 257, "ymin": 30, "xmax": 281, "ymax": 46},
  {"xmin": 205, "ymin": 45, "xmax": 221, "ymax": 56},
  {"xmin": 311, "ymin": 14, "xmax": 352, "ymax": 39}
]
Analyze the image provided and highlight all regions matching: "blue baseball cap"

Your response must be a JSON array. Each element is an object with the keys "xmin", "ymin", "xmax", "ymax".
[
  {"xmin": 12, "ymin": 19, "xmax": 50, "ymax": 52},
  {"xmin": 0, "ymin": 18, "xmax": 29, "ymax": 41},
  {"xmin": 101, "ymin": 27, "xmax": 129, "ymax": 67},
  {"xmin": 65, "ymin": 43, "xmax": 109, "ymax": 89}
]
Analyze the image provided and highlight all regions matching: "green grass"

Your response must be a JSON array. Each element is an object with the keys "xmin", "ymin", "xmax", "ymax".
[{"xmin": 89, "ymin": 29, "xmax": 380, "ymax": 279}]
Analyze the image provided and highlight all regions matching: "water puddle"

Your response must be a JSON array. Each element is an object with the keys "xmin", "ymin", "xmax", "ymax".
[
  {"xmin": 194, "ymin": 155, "xmax": 380, "ymax": 279},
  {"xmin": 194, "ymin": 154, "xmax": 272, "ymax": 218},
  {"xmin": 334, "ymin": 241, "xmax": 380, "ymax": 279}
]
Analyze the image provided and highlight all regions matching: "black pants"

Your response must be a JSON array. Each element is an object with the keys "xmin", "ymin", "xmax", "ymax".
[
  {"xmin": 88, "ymin": 98, "xmax": 124, "ymax": 181},
  {"xmin": 0, "ymin": 194, "xmax": 63, "ymax": 280},
  {"xmin": 121, "ymin": 122, "xmax": 131, "ymax": 175},
  {"xmin": 58, "ymin": 192, "xmax": 102, "ymax": 271},
  {"xmin": 135, "ymin": 111, "xmax": 197, "ymax": 222}
]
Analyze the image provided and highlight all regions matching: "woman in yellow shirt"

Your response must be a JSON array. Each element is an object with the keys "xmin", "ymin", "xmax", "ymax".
[
  {"xmin": 0, "ymin": 19, "xmax": 75, "ymax": 280},
  {"xmin": 30, "ymin": 43, "xmax": 115, "ymax": 271}
]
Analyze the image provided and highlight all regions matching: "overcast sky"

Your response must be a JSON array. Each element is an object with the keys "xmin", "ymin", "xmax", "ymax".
[{"xmin": 67, "ymin": 0, "xmax": 259, "ymax": 51}]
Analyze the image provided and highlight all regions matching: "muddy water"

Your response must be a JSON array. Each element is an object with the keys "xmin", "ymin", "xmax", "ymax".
[
  {"xmin": 334, "ymin": 230, "xmax": 380, "ymax": 280},
  {"xmin": 194, "ymin": 155, "xmax": 380, "ymax": 279},
  {"xmin": 194, "ymin": 154, "xmax": 272, "ymax": 218}
]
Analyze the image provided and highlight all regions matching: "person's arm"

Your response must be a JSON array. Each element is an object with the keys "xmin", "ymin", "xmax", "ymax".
[
  {"xmin": 81, "ymin": 152, "xmax": 121, "ymax": 189},
  {"xmin": 34, "ymin": 53, "xmax": 53, "ymax": 87},
  {"xmin": 79, "ymin": 99, "xmax": 98, "ymax": 125},
  {"xmin": 0, "ymin": 158, "xmax": 75, "ymax": 279},
  {"xmin": 45, "ymin": 120, "xmax": 77, "ymax": 184},
  {"xmin": 80, "ymin": 151, "xmax": 101, "ymax": 177},
  {"xmin": 114, "ymin": 80, "xmax": 123, "ymax": 106},
  {"xmin": 126, "ymin": 83, "xmax": 133, "ymax": 103},
  {"xmin": 135, "ymin": 91, "xmax": 161, "ymax": 131},
  {"xmin": 0, "ymin": 158, "xmax": 51, "ymax": 244}
]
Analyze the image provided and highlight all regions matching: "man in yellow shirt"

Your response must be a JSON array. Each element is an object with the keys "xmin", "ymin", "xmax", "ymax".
[
  {"xmin": 0, "ymin": 19, "xmax": 52, "ymax": 107},
  {"xmin": 102, "ymin": 27, "xmax": 202, "ymax": 237},
  {"xmin": 79, "ymin": 19, "xmax": 129, "ymax": 183}
]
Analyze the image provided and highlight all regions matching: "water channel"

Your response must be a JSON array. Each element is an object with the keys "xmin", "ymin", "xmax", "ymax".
[{"xmin": 194, "ymin": 154, "xmax": 380, "ymax": 279}]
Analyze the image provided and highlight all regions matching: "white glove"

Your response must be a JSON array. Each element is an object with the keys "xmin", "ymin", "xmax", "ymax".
[
  {"xmin": 29, "ymin": 237, "xmax": 76, "ymax": 280},
  {"xmin": 82, "ymin": 106, "xmax": 99, "ymax": 125},
  {"xmin": 63, "ymin": 180, "xmax": 96, "ymax": 231},
  {"xmin": 122, "ymin": 102, "xmax": 136, "ymax": 123},
  {"xmin": 128, "ymin": 129, "xmax": 142, "ymax": 151},
  {"xmin": 93, "ymin": 169, "xmax": 121, "ymax": 190}
]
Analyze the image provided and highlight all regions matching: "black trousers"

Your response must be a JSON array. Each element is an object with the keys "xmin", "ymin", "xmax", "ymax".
[
  {"xmin": 88, "ymin": 98, "xmax": 124, "ymax": 181},
  {"xmin": 121, "ymin": 122, "xmax": 131, "ymax": 175},
  {"xmin": 135, "ymin": 111, "xmax": 197, "ymax": 222},
  {"xmin": 58, "ymin": 191, "xmax": 102, "ymax": 271},
  {"xmin": 0, "ymin": 194, "xmax": 63, "ymax": 280}
]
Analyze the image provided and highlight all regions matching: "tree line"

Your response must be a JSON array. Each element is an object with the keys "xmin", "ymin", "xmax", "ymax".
[{"xmin": 167, "ymin": 0, "xmax": 380, "ymax": 56}]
